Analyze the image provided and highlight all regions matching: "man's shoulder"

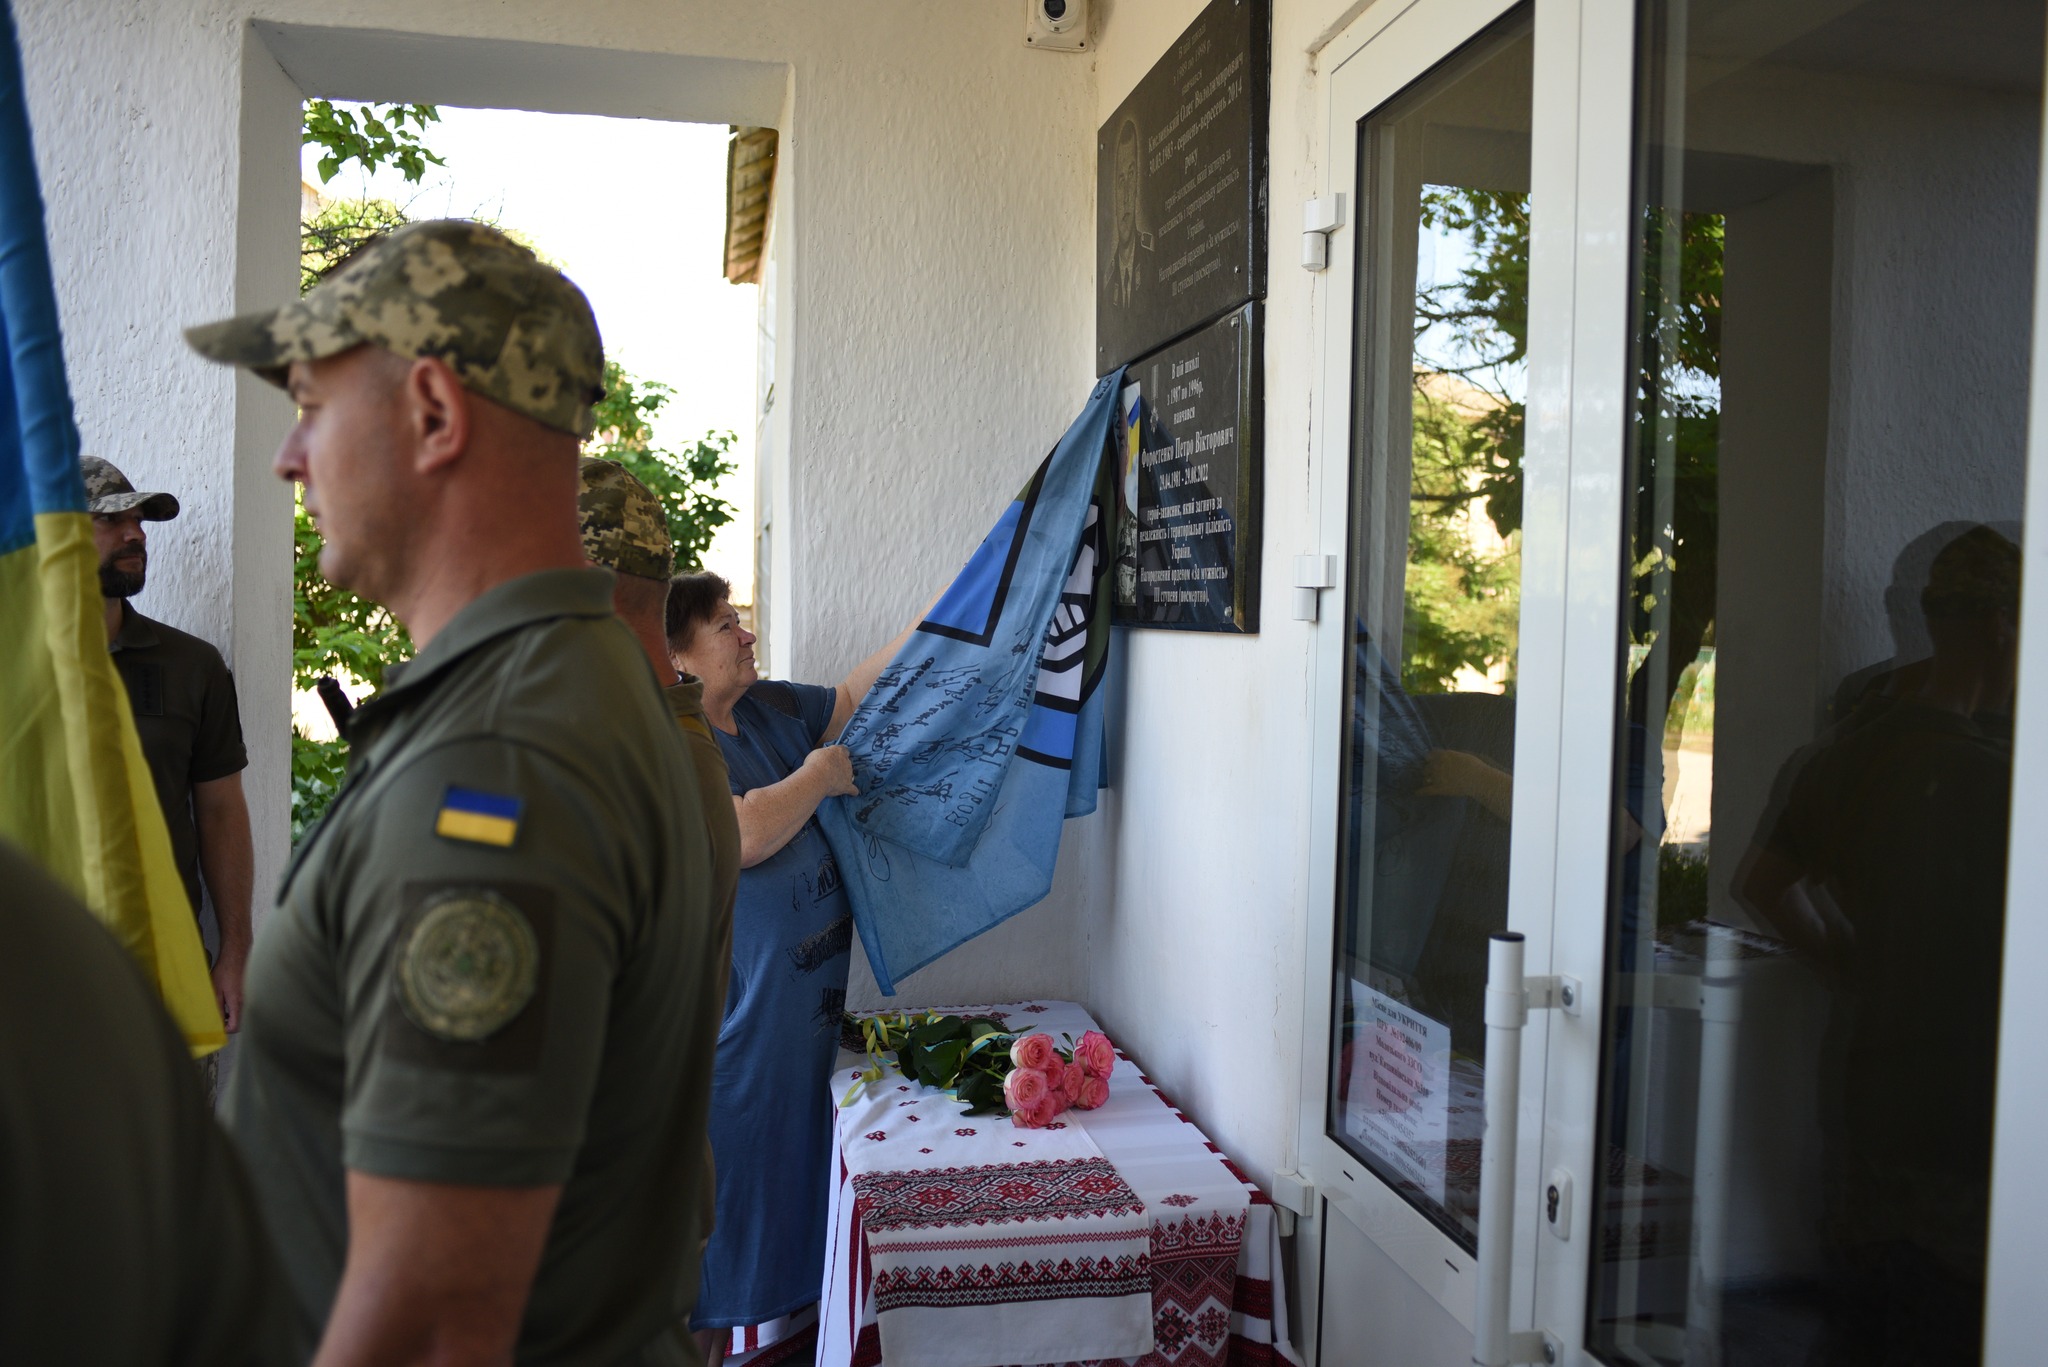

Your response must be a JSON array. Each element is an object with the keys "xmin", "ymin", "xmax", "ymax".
[
  {"xmin": 123, "ymin": 609, "xmax": 228, "ymax": 670},
  {"xmin": 377, "ymin": 616, "xmax": 689, "ymax": 817}
]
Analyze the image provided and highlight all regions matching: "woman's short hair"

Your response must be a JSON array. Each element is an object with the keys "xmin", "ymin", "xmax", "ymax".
[{"xmin": 666, "ymin": 572, "xmax": 732, "ymax": 650}]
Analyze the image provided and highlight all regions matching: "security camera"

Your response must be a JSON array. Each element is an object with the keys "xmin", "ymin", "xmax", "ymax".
[{"xmin": 1025, "ymin": 0, "xmax": 1089, "ymax": 52}]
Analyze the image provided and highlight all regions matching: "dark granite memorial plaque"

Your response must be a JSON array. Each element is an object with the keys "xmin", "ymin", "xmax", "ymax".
[
  {"xmin": 1113, "ymin": 303, "xmax": 1261, "ymax": 632},
  {"xmin": 1096, "ymin": 0, "xmax": 1269, "ymax": 374}
]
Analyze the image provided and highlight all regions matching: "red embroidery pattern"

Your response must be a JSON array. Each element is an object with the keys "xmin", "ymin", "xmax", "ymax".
[
  {"xmin": 954, "ymin": 1128, "xmax": 977, "ymax": 1136},
  {"xmin": 871, "ymin": 1253, "xmax": 1151, "ymax": 1311},
  {"xmin": 729, "ymin": 1324, "xmax": 817, "ymax": 1367},
  {"xmin": 1113, "ymin": 1213, "xmax": 1248, "ymax": 1367},
  {"xmin": 1161, "ymin": 1194, "xmax": 1198, "ymax": 1207},
  {"xmin": 1023, "ymin": 1004, "xmax": 1050, "ymax": 1013},
  {"xmin": 853, "ymin": 1159, "xmax": 1145, "ymax": 1232},
  {"xmin": 865, "ymin": 1131, "xmax": 887, "ymax": 1141}
]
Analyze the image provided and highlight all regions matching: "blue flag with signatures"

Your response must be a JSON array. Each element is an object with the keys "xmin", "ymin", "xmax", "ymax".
[{"xmin": 817, "ymin": 371, "xmax": 1125, "ymax": 994}]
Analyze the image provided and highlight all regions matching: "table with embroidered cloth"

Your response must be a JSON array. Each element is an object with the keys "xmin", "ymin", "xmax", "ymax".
[{"xmin": 782, "ymin": 1000, "xmax": 1299, "ymax": 1367}]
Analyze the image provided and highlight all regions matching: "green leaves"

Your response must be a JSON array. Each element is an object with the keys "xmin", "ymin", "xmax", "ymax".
[
  {"xmin": 290, "ymin": 731, "xmax": 348, "ymax": 845},
  {"xmin": 585, "ymin": 360, "xmax": 738, "ymax": 572},
  {"xmin": 303, "ymin": 100, "xmax": 446, "ymax": 185},
  {"xmin": 840, "ymin": 1012, "xmax": 1014, "ymax": 1113},
  {"xmin": 301, "ymin": 196, "xmax": 409, "ymax": 294}
]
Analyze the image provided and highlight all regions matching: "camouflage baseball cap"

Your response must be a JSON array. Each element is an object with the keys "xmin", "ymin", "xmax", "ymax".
[
  {"xmin": 79, "ymin": 456, "xmax": 179, "ymax": 520},
  {"xmin": 183, "ymin": 219, "xmax": 606, "ymax": 438},
  {"xmin": 578, "ymin": 457, "xmax": 673, "ymax": 581}
]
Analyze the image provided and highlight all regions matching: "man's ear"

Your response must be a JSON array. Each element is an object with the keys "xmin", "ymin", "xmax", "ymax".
[{"xmin": 402, "ymin": 356, "xmax": 472, "ymax": 476}]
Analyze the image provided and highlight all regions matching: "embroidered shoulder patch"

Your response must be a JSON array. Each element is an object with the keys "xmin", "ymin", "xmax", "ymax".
[
  {"xmin": 434, "ymin": 786, "xmax": 523, "ymax": 847},
  {"xmin": 395, "ymin": 889, "xmax": 540, "ymax": 1042}
]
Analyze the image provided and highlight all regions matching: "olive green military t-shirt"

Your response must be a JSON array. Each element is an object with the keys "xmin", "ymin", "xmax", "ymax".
[
  {"xmin": 226, "ymin": 570, "xmax": 723, "ymax": 1365},
  {"xmin": 109, "ymin": 602, "xmax": 249, "ymax": 919},
  {"xmin": 0, "ymin": 838, "xmax": 289, "ymax": 1366},
  {"xmin": 664, "ymin": 674, "xmax": 741, "ymax": 1268}
]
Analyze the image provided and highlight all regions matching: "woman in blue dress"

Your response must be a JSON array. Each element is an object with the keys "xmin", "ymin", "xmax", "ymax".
[{"xmin": 666, "ymin": 573, "xmax": 918, "ymax": 1364}]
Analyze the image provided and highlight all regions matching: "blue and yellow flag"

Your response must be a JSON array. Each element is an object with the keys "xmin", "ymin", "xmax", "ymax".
[
  {"xmin": 0, "ymin": 2, "xmax": 223, "ymax": 1054},
  {"xmin": 817, "ymin": 371, "xmax": 1124, "ymax": 993}
]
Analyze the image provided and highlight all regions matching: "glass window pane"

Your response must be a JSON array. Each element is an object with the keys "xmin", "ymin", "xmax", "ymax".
[
  {"xmin": 1591, "ymin": 1, "xmax": 2043, "ymax": 1361},
  {"xmin": 1328, "ymin": 9, "xmax": 1534, "ymax": 1252}
]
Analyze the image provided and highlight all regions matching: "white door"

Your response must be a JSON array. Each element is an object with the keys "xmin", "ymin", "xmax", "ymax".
[{"xmin": 1297, "ymin": 0, "xmax": 2048, "ymax": 1363}]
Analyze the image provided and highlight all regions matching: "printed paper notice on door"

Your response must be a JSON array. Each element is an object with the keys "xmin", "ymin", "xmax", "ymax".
[{"xmin": 1343, "ymin": 982, "xmax": 1452, "ymax": 1205}]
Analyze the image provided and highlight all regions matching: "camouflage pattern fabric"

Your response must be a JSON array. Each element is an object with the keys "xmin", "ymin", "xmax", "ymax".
[
  {"xmin": 80, "ymin": 455, "xmax": 179, "ymax": 520},
  {"xmin": 184, "ymin": 220, "xmax": 605, "ymax": 438},
  {"xmin": 577, "ymin": 457, "xmax": 673, "ymax": 582}
]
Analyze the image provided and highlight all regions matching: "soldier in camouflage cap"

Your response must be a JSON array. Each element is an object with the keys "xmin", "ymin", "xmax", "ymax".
[
  {"xmin": 80, "ymin": 455, "xmax": 180, "ymax": 522},
  {"xmin": 185, "ymin": 219, "xmax": 605, "ymax": 437},
  {"xmin": 577, "ymin": 457, "xmax": 673, "ymax": 582},
  {"xmin": 180, "ymin": 227, "xmax": 726, "ymax": 1364}
]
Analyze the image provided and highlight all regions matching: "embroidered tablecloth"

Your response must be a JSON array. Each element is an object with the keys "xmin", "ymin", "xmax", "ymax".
[{"xmin": 800, "ymin": 1000, "xmax": 1300, "ymax": 1367}]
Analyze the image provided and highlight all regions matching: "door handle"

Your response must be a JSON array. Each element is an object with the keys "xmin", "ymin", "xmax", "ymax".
[{"xmin": 1473, "ymin": 932, "xmax": 1572, "ymax": 1366}]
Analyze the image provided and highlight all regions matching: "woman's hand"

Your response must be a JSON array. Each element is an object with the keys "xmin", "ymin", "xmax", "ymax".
[{"xmin": 804, "ymin": 745, "xmax": 859, "ymax": 798}]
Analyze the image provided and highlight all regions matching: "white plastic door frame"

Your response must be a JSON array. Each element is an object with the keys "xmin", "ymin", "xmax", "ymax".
[
  {"xmin": 1984, "ymin": 35, "xmax": 2048, "ymax": 1367},
  {"xmin": 1292, "ymin": 0, "xmax": 1590, "ymax": 1349}
]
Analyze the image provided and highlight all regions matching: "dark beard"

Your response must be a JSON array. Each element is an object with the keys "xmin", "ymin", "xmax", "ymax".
[{"xmin": 99, "ymin": 560, "xmax": 145, "ymax": 599}]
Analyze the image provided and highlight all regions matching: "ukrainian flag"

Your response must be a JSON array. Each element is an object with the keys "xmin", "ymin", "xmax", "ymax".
[{"xmin": 0, "ymin": 2, "xmax": 223, "ymax": 1055}]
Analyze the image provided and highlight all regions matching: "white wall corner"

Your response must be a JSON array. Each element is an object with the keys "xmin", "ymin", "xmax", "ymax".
[{"xmin": 232, "ymin": 25, "xmax": 304, "ymax": 920}]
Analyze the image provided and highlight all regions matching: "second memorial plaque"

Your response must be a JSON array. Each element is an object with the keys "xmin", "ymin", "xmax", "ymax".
[{"xmin": 1114, "ymin": 303, "xmax": 1261, "ymax": 632}]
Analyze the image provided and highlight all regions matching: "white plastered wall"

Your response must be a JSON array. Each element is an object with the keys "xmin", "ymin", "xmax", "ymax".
[
  {"xmin": 1083, "ymin": 0, "xmax": 1348, "ymax": 1194},
  {"xmin": 24, "ymin": 0, "xmax": 1379, "ymax": 1213},
  {"xmin": 17, "ymin": 1, "xmax": 1102, "ymax": 1007}
]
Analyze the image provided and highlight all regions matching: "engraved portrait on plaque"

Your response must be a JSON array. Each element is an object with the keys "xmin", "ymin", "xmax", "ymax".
[{"xmin": 1095, "ymin": 0, "xmax": 1269, "ymax": 374}]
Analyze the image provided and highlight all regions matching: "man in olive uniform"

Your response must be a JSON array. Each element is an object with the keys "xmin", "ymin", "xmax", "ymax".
[
  {"xmin": 0, "ymin": 837, "xmax": 288, "ymax": 1365},
  {"xmin": 577, "ymin": 458, "xmax": 743, "ymax": 1359},
  {"xmin": 576, "ymin": 456, "xmax": 741, "ymax": 938},
  {"xmin": 185, "ymin": 220, "xmax": 724, "ymax": 1366}
]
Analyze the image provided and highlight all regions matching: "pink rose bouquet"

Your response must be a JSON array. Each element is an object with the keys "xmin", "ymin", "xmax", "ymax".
[{"xmin": 838, "ymin": 1010, "xmax": 1118, "ymax": 1131}]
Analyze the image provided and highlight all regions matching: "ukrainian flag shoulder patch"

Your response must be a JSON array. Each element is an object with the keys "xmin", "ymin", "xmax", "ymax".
[{"xmin": 435, "ymin": 787, "xmax": 523, "ymax": 848}]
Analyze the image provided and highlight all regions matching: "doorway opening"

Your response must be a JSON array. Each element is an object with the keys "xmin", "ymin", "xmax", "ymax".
[{"xmin": 281, "ymin": 101, "xmax": 762, "ymax": 839}]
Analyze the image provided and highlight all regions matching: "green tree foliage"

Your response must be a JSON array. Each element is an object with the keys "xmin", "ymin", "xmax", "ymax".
[
  {"xmin": 1402, "ymin": 385, "xmax": 1522, "ymax": 694},
  {"xmin": 303, "ymin": 100, "xmax": 445, "ymax": 185},
  {"xmin": 1628, "ymin": 209, "xmax": 1724, "ymax": 707},
  {"xmin": 300, "ymin": 196, "xmax": 409, "ymax": 292},
  {"xmin": 1398, "ymin": 188, "xmax": 1531, "ymax": 694},
  {"xmin": 585, "ymin": 359, "xmax": 738, "ymax": 573},
  {"xmin": 1414, "ymin": 188, "xmax": 1529, "ymax": 540},
  {"xmin": 1396, "ymin": 187, "xmax": 1725, "ymax": 711}
]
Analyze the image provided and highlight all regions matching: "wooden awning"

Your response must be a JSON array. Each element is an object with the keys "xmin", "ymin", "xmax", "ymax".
[{"xmin": 723, "ymin": 126, "xmax": 778, "ymax": 285}]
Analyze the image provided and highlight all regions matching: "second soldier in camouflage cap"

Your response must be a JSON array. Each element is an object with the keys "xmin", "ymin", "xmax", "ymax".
[
  {"xmin": 577, "ymin": 458, "xmax": 673, "ymax": 582},
  {"xmin": 80, "ymin": 455, "xmax": 180, "ymax": 521},
  {"xmin": 184, "ymin": 219, "xmax": 606, "ymax": 438}
]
